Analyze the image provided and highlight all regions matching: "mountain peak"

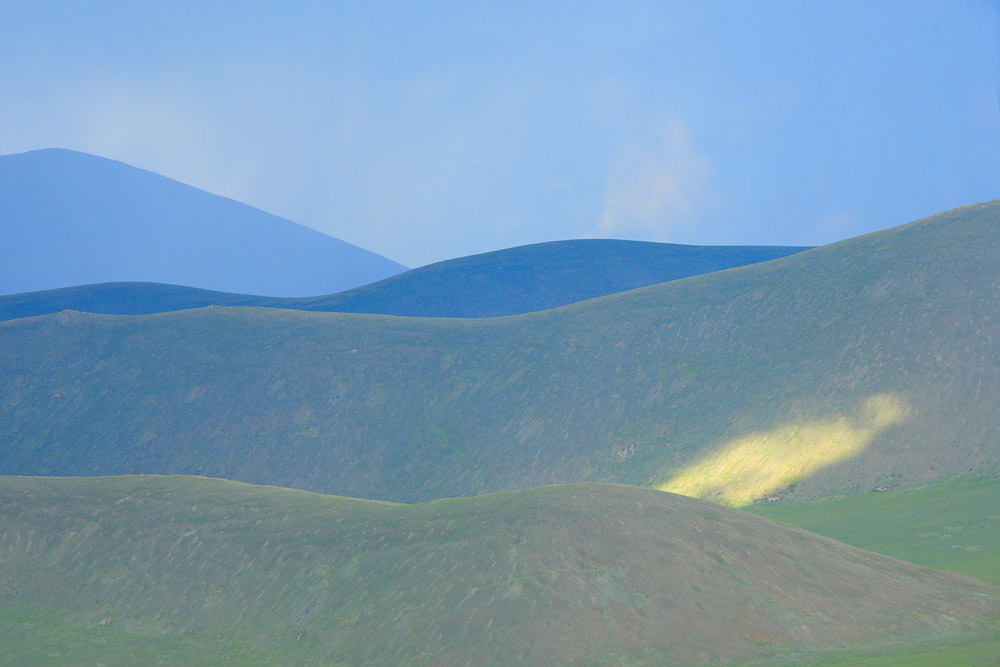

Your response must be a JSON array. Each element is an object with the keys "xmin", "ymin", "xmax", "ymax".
[{"xmin": 0, "ymin": 149, "xmax": 406, "ymax": 296}]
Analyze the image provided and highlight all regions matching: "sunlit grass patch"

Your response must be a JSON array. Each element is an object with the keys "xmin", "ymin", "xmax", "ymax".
[{"xmin": 660, "ymin": 393, "xmax": 909, "ymax": 506}]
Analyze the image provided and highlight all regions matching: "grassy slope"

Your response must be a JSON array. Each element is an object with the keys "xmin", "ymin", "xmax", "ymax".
[
  {"xmin": 1, "ymin": 476, "xmax": 998, "ymax": 666},
  {"xmin": 0, "ymin": 240, "xmax": 808, "ymax": 322},
  {"xmin": 751, "ymin": 472, "xmax": 1000, "ymax": 586},
  {"xmin": 2, "ymin": 201, "xmax": 999, "ymax": 503},
  {"xmin": 749, "ymin": 473, "xmax": 1000, "ymax": 664}
]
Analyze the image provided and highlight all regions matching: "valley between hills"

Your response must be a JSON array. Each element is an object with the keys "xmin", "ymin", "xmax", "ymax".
[{"xmin": 3, "ymin": 151, "xmax": 1000, "ymax": 664}]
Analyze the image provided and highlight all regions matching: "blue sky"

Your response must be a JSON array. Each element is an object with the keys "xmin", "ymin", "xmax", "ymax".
[{"xmin": 2, "ymin": 1, "xmax": 998, "ymax": 267}]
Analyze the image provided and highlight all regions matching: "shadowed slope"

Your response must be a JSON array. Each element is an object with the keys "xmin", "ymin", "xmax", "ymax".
[
  {"xmin": 0, "ymin": 149, "xmax": 405, "ymax": 296},
  {"xmin": 2, "ymin": 201, "xmax": 1000, "ymax": 503},
  {"xmin": 1, "ymin": 477, "xmax": 997, "ymax": 665},
  {"xmin": 0, "ymin": 239, "xmax": 809, "ymax": 322}
]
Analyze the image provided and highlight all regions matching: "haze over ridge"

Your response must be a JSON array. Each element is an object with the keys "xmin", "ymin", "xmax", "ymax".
[{"xmin": 0, "ymin": 148, "xmax": 407, "ymax": 296}]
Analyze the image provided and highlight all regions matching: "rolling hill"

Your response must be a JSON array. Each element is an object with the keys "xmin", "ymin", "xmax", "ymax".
[
  {"xmin": 2, "ymin": 201, "xmax": 1000, "ymax": 504},
  {"xmin": 244, "ymin": 239, "xmax": 811, "ymax": 318},
  {"xmin": 0, "ymin": 240, "xmax": 809, "ymax": 322},
  {"xmin": 0, "ymin": 148, "xmax": 406, "ymax": 296},
  {"xmin": 2, "ymin": 476, "xmax": 997, "ymax": 665}
]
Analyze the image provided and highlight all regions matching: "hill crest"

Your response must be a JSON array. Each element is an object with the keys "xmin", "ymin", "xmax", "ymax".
[
  {"xmin": 2, "ymin": 476, "xmax": 996, "ymax": 664},
  {"xmin": 0, "ymin": 237, "xmax": 809, "ymax": 321}
]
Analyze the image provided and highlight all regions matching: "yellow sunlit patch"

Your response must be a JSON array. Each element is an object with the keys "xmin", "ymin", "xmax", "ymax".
[{"xmin": 659, "ymin": 393, "xmax": 909, "ymax": 506}]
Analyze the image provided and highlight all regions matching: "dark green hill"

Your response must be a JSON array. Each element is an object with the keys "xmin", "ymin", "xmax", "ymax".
[
  {"xmin": 2, "ymin": 201, "xmax": 999, "ymax": 503},
  {"xmin": 0, "ymin": 282, "xmax": 260, "ymax": 322},
  {"xmin": 0, "ymin": 240, "xmax": 808, "ymax": 322},
  {"xmin": 251, "ymin": 239, "xmax": 811, "ymax": 318},
  {"xmin": 2, "ymin": 476, "xmax": 997, "ymax": 665}
]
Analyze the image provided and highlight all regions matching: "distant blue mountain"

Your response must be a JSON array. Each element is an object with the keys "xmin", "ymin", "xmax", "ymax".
[
  {"xmin": 0, "ymin": 240, "xmax": 809, "ymax": 321},
  {"xmin": 0, "ymin": 149, "xmax": 406, "ymax": 296}
]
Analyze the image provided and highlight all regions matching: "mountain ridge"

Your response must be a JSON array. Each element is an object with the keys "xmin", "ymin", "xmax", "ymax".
[
  {"xmin": 0, "ymin": 148, "xmax": 406, "ymax": 296},
  {"xmin": 0, "ymin": 239, "xmax": 809, "ymax": 321}
]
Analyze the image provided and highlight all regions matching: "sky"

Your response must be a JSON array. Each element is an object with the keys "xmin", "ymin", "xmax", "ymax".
[{"xmin": 1, "ymin": 1, "xmax": 998, "ymax": 267}]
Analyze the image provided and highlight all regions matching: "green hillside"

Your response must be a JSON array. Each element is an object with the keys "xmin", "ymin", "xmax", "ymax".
[
  {"xmin": 0, "ymin": 240, "xmax": 808, "ymax": 322},
  {"xmin": 751, "ymin": 472, "xmax": 1000, "ymax": 585},
  {"xmin": 2, "ymin": 476, "xmax": 997, "ymax": 665},
  {"xmin": 2, "ymin": 201, "xmax": 999, "ymax": 503}
]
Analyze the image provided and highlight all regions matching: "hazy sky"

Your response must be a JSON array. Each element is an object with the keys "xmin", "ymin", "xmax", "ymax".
[{"xmin": 2, "ymin": 1, "xmax": 998, "ymax": 267}]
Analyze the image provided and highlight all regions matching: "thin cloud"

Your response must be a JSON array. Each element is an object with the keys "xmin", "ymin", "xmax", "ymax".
[
  {"xmin": 67, "ymin": 82, "xmax": 261, "ymax": 204},
  {"xmin": 596, "ymin": 119, "xmax": 710, "ymax": 240}
]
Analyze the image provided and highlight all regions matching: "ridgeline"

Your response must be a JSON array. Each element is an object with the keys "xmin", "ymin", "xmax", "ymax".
[
  {"xmin": 0, "ymin": 240, "xmax": 808, "ymax": 322},
  {"xmin": 2, "ymin": 202, "xmax": 998, "ymax": 503}
]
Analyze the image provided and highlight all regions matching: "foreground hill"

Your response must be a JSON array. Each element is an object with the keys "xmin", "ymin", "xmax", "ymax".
[
  {"xmin": 2, "ymin": 477, "xmax": 997, "ymax": 665},
  {"xmin": 2, "ymin": 201, "xmax": 1000, "ymax": 503},
  {"xmin": 0, "ymin": 149, "xmax": 405, "ymax": 296},
  {"xmin": 0, "ymin": 240, "xmax": 808, "ymax": 322}
]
